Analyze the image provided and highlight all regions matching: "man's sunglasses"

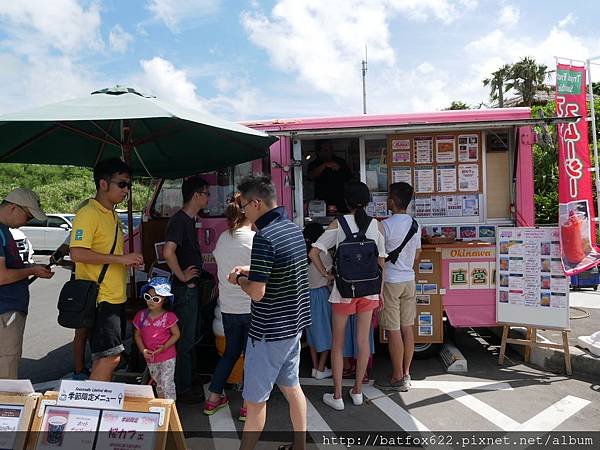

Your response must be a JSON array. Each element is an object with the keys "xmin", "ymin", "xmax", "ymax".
[
  {"xmin": 110, "ymin": 180, "xmax": 133, "ymax": 190},
  {"xmin": 143, "ymin": 293, "xmax": 163, "ymax": 303}
]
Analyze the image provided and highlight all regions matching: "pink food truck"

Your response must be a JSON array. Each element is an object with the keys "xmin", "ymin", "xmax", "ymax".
[{"xmin": 137, "ymin": 107, "xmax": 538, "ymax": 357}]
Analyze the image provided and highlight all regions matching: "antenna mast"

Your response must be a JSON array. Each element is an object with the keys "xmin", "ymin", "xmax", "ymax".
[{"xmin": 362, "ymin": 45, "xmax": 368, "ymax": 114}]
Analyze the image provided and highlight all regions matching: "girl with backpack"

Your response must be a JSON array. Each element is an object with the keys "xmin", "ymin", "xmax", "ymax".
[
  {"xmin": 303, "ymin": 222, "xmax": 333, "ymax": 380},
  {"xmin": 309, "ymin": 181, "xmax": 386, "ymax": 411}
]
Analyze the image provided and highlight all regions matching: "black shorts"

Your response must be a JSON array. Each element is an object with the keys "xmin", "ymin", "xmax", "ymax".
[{"xmin": 90, "ymin": 302, "xmax": 125, "ymax": 360}]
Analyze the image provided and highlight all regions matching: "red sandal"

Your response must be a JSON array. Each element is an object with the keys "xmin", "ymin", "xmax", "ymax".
[{"xmin": 238, "ymin": 407, "xmax": 247, "ymax": 422}]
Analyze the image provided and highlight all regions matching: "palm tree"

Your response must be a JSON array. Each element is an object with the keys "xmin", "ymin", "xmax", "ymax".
[
  {"xmin": 506, "ymin": 57, "xmax": 550, "ymax": 107},
  {"xmin": 483, "ymin": 64, "xmax": 511, "ymax": 108}
]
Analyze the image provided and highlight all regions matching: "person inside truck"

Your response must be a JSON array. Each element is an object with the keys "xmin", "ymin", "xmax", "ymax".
[
  {"xmin": 308, "ymin": 140, "xmax": 352, "ymax": 213},
  {"xmin": 163, "ymin": 175, "xmax": 210, "ymax": 404}
]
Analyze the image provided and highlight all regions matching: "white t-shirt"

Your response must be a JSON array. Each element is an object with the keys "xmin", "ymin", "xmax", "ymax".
[
  {"xmin": 213, "ymin": 227, "xmax": 255, "ymax": 314},
  {"xmin": 307, "ymin": 250, "xmax": 333, "ymax": 289},
  {"xmin": 313, "ymin": 215, "xmax": 387, "ymax": 303},
  {"xmin": 383, "ymin": 214, "xmax": 421, "ymax": 283}
]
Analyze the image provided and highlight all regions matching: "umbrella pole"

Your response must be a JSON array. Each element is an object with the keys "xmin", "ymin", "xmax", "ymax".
[{"xmin": 122, "ymin": 121, "xmax": 138, "ymax": 302}]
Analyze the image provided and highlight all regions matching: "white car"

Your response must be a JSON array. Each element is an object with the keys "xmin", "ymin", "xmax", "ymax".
[
  {"xmin": 10, "ymin": 228, "xmax": 35, "ymax": 264},
  {"xmin": 20, "ymin": 213, "xmax": 74, "ymax": 253}
]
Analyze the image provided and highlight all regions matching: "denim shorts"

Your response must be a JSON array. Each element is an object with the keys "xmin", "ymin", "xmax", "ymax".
[{"xmin": 242, "ymin": 332, "xmax": 302, "ymax": 403}]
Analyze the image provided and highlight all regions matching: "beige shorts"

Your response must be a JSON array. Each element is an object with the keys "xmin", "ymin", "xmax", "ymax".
[
  {"xmin": 0, "ymin": 311, "xmax": 26, "ymax": 379},
  {"xmin": 379, "ymin": 281, "xmax": 416, "ymax": 331}
]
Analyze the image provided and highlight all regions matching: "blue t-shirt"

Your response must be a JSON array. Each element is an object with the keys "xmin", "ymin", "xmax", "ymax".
[
  {"xmin": 247, "ymin": 207, "xmax": 311, "ymax": 341},
  {"xmin": 0, "ymin": 224, "xmax": 30, "ymax": 315}
]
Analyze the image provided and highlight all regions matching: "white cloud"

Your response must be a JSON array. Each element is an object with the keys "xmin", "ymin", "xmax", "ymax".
[
  {"xmin": 0, "ymin": 0, "xmax": 103, "ymax": 55},
  {"xmin": 241, "ymin": 0, "xmax": 475, "ymax": 114},
  {"xmin": 146, "ymin": 0, "xmax": 221, "ymax": 32},
  {"xmin": 498, "ymin": 5, "xmax": 519, "ymax": 27},
  {"xmin": 558, "ymin": 13, "xmax": 576, "ymax": 29},
  {"xmin": 109, "ymin": 25, "xmax": 133, "ymax": 53},
  {"xmin": 137, "ymin": 57, "xmax": 206, "ymax": 111}
]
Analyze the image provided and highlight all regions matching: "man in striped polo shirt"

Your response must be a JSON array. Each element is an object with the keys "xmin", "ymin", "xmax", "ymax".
[{"xmin": 229, "ymin": 175, "xmax": 310, "ymax": 450}]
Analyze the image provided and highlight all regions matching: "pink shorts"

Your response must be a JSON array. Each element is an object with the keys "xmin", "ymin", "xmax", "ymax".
[{"xmin": 332, "ymin": 298, "xmax": 379, "ymax": 316}]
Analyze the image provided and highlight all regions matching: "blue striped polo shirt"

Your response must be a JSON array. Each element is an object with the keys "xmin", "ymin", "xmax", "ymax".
[{"xmin": 247, "ymin": 206, "xmax": 311, "ymax": 341}]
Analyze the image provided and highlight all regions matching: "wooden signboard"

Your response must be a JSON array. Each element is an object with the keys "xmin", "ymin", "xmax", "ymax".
[
  {"xmin": 27, "ymin": 389, "xmax": 185, "ymax": 450},
  {"xmin": 0, "ymin": 390, "xmax": 40, "ymax": 450},
  {"xmin": 379, "ymin": 249, "xmax": 443, "ymax": 344}
]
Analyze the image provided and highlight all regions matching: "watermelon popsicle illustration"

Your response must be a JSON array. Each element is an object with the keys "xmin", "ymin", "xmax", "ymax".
[{"xmin": 560, "ymin": 210, "xmax": 586, "ymax": 264}]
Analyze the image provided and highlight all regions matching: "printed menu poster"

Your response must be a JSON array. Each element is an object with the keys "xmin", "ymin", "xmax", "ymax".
[
  {"xmin": 436, "ymin": 135, "xmax": 456, "ymax": 163},
  {"xmin": 0, "ymin": 405, "xmax": 23, "ymax": 450},
  {"xmin": 458, "ymin": 134, "xmax": 479, "ymax": 162},
  {"xmin": 497, "ymin": 228, "xmax": 569, "ymax": 314},
  {"xmin": 431, "ymin": 196, "xmax": 447, "ymax": 216},
  {"xmin": 458, "ymin": 164, "xmax": 479, "ymax": 191},
  {"xmin": 391, "ymin": 167, "xmax": 412, "ymax": 185},
  {"xmin": 415, "ymin": 196, "xmax": 432, "ymax": 217},
  {"xmin": 436, "ymin": 165, "xmax": 457, "ymax": 192},
  {"xmin": 96, "ymin": 410, "xmax": 160, "ymax": 450},
  {"xmin": 414, "ymin": 166, "xmax": 434, "ymax": 193},
  {"xmin": 392, "ymin": 151, "xmax": 411, "ymax": 163},
  {"xmin": 414, "ymin": 137, "xmax": 433, "ymax": 164},
  {"xmin": 392, "ymin": 139, "xmax": 411, "ymax": 150},
  {"xmin": 462, "ymin": 195, "xmax": 479, "ymax": 216},
  {"xmin": 37, "ymin": 406, "xmax": 100, "ymax": 450},
  {"xmin": 446, "ymin": 195, "xmax": 463, "ymax": 216}
]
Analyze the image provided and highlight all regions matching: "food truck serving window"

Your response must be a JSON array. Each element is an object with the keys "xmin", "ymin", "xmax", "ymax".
[{"xmin": 151, "ymin": 162, "xmax": 254, "ymax": 218}]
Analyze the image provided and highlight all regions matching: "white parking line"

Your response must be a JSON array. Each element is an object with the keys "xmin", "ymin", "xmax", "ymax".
[
  {"xmin": 362, "ymin": 384, "xmax": 430, "ymax": 432},
  {"xmin": 202, "ymin": 383, "xmax": 239, "ymax": 449},
  {"xmin": 517, "ymin": 395, "xmax": 591, "ymax": 431}
]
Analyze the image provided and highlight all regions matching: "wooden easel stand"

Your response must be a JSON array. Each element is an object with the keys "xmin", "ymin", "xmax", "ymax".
[{"xmin": 498, "ymin": 324, "xmax": 572, "ymax": 376}]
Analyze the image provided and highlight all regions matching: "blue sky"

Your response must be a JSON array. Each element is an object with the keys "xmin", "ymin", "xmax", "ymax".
[{"xmin": 0, "ymin": 0, "xmax": 598, "ymax": 120}]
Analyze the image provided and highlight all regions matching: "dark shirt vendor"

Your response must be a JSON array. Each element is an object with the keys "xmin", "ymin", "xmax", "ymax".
[{"xmin": 308, "ymin": 140, "xmax": 352, "ymax": 212}]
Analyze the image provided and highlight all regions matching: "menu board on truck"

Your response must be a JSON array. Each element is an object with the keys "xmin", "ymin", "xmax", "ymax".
[{"xmin": 496, "ymin": 227, "xmax": 569, "ymax": 329}]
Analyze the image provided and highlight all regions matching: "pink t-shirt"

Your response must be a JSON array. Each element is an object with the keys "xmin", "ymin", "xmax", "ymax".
[{"xmin": 133, "ymin": 310, "xmax": 178, "ymax": 363}]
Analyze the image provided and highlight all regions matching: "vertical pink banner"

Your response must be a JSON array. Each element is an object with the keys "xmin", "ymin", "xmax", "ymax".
[{"xmin": 556, "ymin": 63, "xmax": 600, "ymax": 275}]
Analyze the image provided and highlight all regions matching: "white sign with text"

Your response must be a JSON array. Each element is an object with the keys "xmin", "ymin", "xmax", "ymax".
[{"xmin": 57, "ymin": 380, "xmax": 125, "ymax": 410}]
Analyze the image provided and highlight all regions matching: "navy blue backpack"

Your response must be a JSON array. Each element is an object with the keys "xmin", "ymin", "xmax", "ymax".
[{"xmin": 333, "ymin": 216, "xmax": 382, "ymax": 298}]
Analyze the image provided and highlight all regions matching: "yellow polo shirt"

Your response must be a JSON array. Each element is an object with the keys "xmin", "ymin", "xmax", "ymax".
[{"xmin": 70, "ymin": 199, "xmax": 127, "ymax": 304}]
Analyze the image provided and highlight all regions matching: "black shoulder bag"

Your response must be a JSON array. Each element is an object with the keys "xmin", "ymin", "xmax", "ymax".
[
  {"xmin": 57, "ymin": 222, "xmax": 119, "ymax": 329},
  {"xmin": 385, "ymin": 218, "xmax": 419, "ymax": 264}
]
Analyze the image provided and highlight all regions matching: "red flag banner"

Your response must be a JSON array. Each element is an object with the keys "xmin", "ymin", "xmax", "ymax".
[{"xmin": 556, "ymin": 63, "xmax": 600, "ymax": 275}]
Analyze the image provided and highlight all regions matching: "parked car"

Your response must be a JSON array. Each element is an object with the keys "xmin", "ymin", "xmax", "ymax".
[
  {"xmin": 570, "ymin": 266, "xmax": 600, "ymax": 290},
  {"xmin": 10, "ymin": 228, "xmax": 34, "ymax": 264},
  {"xmin": 117, "ymin": 212, "xmax": 141, "ymax": 235},
  {"xmin": 20, "ymin": 213, "xmax": 74, "ymax": 253}
]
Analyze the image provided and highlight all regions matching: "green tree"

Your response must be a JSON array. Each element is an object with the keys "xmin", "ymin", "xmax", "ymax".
[
  {"xmin": 444, "ymin": 101, "xmax": 470, "ymax": 110},
  {"xmin": 483, "ymin": 64, "xmax": 511, "ymax": 108},
  {"xmin": 506, "ymin": 57, "xmax": 551, "ymax": 107}
]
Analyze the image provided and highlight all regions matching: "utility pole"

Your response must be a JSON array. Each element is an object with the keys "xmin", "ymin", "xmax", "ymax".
[{"xmin": 362, "ymin": 45, "xmax": 368, "ymax": 114}]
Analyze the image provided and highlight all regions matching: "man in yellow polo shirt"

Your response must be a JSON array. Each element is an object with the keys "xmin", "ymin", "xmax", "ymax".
[{"xmin": 70, "ymin": 158, "xmax": 144, "ymax": 382}]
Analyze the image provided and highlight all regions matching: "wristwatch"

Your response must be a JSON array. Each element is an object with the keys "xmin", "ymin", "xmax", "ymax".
[{"xmin": 236, "ymin": 273, "xmax": 248, "ymax": 285}]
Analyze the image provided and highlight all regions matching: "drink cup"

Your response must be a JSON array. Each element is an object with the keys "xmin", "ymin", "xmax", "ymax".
[{"xmin": 46, "ymin": 415, "xmax": 67, "ymax": 445}]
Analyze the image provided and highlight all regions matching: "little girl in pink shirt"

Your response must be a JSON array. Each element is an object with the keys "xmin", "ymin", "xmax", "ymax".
[{"xmin": 134, "ymin": 277, "xmax": 181, "ymax": 400}]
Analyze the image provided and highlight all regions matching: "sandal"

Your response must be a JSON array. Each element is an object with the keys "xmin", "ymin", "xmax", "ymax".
[
  {"xmin": 238, "ymin": 407, "xmax": 247, "ymax": 422},
  {"xmin": 342, "ymin": 367, "xmax": 356, "ymax": 378},
  {"xmin": 277, "ymin": 444, "xmax": 293, "ymax": 450},
  {"xmin": 202, "ymin": 395, "xmax": 229, "ymax": 415}
]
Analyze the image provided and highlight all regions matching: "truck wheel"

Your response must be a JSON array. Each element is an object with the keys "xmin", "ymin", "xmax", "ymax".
[
  {"xmin": 594, "ymin": 285, "xmax": 598, "ymax": 291},
  {"xmin": 413, "ymin": 343, "xmax": 441, "ymax": 359}
]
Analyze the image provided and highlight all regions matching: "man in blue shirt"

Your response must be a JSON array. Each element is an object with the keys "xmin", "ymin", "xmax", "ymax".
[
  {"xmin": 0, "ymin": 188, "xmax": 54, "ymax": 378},
  {"xmin": 229, "ymin": 175, "xmax": 311, "ymax": 450}
]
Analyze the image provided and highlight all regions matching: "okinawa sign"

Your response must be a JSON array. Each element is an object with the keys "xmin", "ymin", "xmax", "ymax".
[{"xmin": 556, "ymin": 63, "xmax": 600, "ymax": 275}]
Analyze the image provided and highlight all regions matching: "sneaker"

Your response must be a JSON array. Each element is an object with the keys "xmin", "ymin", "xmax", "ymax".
[
  {"xmin": 348, "ymin": 389, "xmax": 363, "ymax": 406},
  {"xmin": 374, "ymin": 379, "xmax": 404, "ymax": 391},
  {"xmin": 203, "ymin": 395, "xmax": 229, "ymax": 415},
  {"xmin": 238, "ymin": 407, "xmax": 247, "ymax": 422},
  {"xmin": 323, "ymin": 393, "xmax": 344, "ymax": 410},
  {"xmin": 399, "ymin": 374, "xmax": 411, "ymax": 392},
  {"xmin": 311, "ymin": 368, "xmax": 317, "ymax": 378},
  {"xmin": 314, "ymin": 368, "xmax": 332, "ymax": 380}
]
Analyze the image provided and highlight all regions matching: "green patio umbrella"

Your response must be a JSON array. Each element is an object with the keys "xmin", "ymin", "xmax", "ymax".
[{"xmin": 0, "ymin": 85, "xmax": 276, "ymax": 178}]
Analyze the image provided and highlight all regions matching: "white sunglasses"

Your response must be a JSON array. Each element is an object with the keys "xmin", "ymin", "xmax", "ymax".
[{"xmin": 143, "ymin": 293, "xmax": 163, "ymax": 303}]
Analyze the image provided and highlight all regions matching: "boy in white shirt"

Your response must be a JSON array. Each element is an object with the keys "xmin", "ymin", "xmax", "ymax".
[{"xmin": 376, "ymin": 182, "xmax": 420, "ymax": 392}]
